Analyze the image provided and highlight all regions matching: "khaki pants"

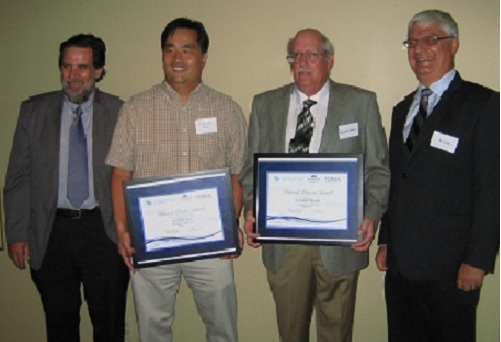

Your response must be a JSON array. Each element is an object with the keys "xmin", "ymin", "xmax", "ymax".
[
  {"xmin": 267, "ymin": 245, "xmax": 359, "ymax": 342},
  {"xmin": 132, "ymin": 258, "xmax": 238, "ymax": 342}
]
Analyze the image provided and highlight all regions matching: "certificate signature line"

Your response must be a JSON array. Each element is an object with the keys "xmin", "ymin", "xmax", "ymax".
[
  {"xmin": 266, "ymin": 216, "xmax": 346, "ymax": 224},
  {"xmin": 146, "ymin": 231, "xmax": 221, "ymax": 244}
]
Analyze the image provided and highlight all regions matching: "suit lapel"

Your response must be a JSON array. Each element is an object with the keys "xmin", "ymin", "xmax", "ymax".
[
  {"xmin": 92, "ymin": 90, "xmax": 105, "ymax": 170},
  {"xmin": 91, "ymin": 89, "xmax": 108, "ymax": 199},
  {"xmin": 393, "ymin": 93, "xmax": 414, "ymax": 156},
  {"xmin": 410, "ymin": 74, "xmax": 463, "ymax": 155},
  {"xmin": 318, "ymin": 80, "xmax": 345, "ymax": 152},
  {"xmin": 268, "ymin": 85, "xmax": 292, "ymax": 153},
  {"xmin": 45, "ymin": 93, "xmax": 64, "ymax": 202}
]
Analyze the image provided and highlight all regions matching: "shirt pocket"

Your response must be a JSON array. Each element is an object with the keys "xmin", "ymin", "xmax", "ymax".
[{"xmin": 195, "ymin": 132, "xmax": 226, "ymax": 170}]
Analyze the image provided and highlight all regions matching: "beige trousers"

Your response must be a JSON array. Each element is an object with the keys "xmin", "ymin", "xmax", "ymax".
[{"xmin": 267, "ymin": 244, "xmax": 359, "ymax": 342}]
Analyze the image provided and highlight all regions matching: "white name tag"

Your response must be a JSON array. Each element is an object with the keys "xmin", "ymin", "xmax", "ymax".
[
  {"xmin": 430, "ymin": 131, "xmax": 459, "ymax": 154},
  {"xmin": 195, "ymin": 117, "xmax": 217, "ymax": 135},
  {"xmin": 339, "ymin": 123, "xmax": 358, "ymax": 139}
]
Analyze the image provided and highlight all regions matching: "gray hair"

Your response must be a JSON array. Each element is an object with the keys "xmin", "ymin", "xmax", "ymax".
[
  {"xmin": 408, "ymin": 9, "xmax": 459, "ymax": 37},
  {"xmin": 287, "ymin": 29, "xmax": 335, "ymax": 57}
]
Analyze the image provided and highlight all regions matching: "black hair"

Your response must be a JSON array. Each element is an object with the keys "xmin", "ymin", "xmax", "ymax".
[
  {"xmin": 58, "ymin": 34, "xmax": 107, "ymax": 81},
  {"xmin": 160, "ymin": 18, "xmax": 209, "ymax": 53}
]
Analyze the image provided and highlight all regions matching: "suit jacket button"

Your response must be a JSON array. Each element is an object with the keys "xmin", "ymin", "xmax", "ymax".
[{"xmin": 402, "ymin": 173, "xmax": 408, "ymax": 178}]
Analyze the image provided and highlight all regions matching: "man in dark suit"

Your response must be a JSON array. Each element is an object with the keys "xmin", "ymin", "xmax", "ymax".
[
  {"xmin": 240, "ymin": 28, "xmax": 390, "ymax": 342},
  {"xmin": 376, "ymin": 9, "xmax": 499, "ymax": 342},
  {"xmin": 4, "ymin": 34, "xmax": 129, "ymax": 341}
]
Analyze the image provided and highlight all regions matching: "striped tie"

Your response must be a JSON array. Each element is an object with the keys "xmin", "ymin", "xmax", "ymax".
[
  {"xmin": 406, "ymin": 88, "xmax": 432, "ymax": 151},
  {"xmin": 289, "ymin": 99, "xmax": 317, "ymax": 153}
]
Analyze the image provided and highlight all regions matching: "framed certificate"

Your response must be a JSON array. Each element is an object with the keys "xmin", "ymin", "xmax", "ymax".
[
  {"xmin": 253, "ymin": 154, "xmax": 363, "ymax": 245},
  {"xmin": 123, "ymin": 168, "xmax": 240, "ymax": 268}
]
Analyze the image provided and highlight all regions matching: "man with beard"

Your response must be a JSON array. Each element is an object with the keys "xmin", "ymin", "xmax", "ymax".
[{"xmin": 4, "ymin": 34, "xmax": 129, "ymax": 341}]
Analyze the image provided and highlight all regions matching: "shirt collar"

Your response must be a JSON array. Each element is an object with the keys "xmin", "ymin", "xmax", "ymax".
[
  {"xmin": 294, "ymin": 81, "xmax": 329, "ymax": 104},
  {"xmin": 161, "ymin": 80, "xmax": 205, "ymax": 100},
  {"xmin": 63, "ymin": 91, "xmax": 95, "ymax": 113},
  {"xmin": 419, "ymin": 69, "xmax": 456, "ymax": 97}
]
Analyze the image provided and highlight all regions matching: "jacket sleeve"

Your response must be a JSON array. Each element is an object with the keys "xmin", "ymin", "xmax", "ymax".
[
  {"xmin": 4, "ymin": 101, "xmax": 34, "ymax": 244},
  {"xmin": 464, "ymin": 90, "xmax": 500, "ymax": 273},
  {"xmin": 362, "ymin": 92, "xmax": 390, "ymax": 224}
]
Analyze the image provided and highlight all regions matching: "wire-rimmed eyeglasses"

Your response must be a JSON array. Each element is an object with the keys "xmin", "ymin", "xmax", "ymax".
[{"xmin": 402, "ymin": 35, "xmax": 453, "ymax": 49}]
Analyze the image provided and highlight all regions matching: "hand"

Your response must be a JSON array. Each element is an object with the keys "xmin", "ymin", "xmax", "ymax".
[
  {"xmin": 116, "ymin": 229, "xmax": 137, "ymax": 272},
  {"xmin": 220, "ymin": 228, "xmax": 244, "ymax": 259},
  {"xmin": 457, "ymin": 263, "xmax": 485, "ymax": 292},
  {"xmin": 8, "ymin": 242, "xmax": 30, "ymax": 270},
  {"xmin": 244, "ymin": 210, "xmax": 261, "ymax": 248},
  {"xmin": 351, "ymin": 218, "xmax": 375, "ymax": 252},
  {"xmin": 375, "ymin": 246, "xmax": 388, "ymax": 271}
]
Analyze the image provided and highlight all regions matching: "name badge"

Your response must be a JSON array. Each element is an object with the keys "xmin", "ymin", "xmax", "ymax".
[
  {"xmin": 339, "ymin": 123, "xmax": 358, "ymax": 139},
  {"xmin": 430, "ymin": 131, "xmax": 459, "ymax": 154},
  {"xmin": 195, "ymin": 117, "xmax": 217, "ymax": 135}
]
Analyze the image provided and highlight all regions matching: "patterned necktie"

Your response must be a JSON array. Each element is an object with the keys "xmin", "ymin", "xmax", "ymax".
[
  {"xmin": 289, "ymin": 99, "xmax": 317, "ymax": 153},
  {"xmin": 406, "ymin": 88, "xmax": 432, "ymax": 151},
  {"xmin": 67, "ymin": 106, "xmax": 89, "ymax": 207}
]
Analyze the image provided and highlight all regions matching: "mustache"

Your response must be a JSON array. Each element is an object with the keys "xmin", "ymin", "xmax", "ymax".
[
  {"xmin": 297, "ymin": 66, "xmax": 311, "ymax": 72},
  {"xmin": 65, "ymin": 80, "xmax": 84, "ymax": 85}
]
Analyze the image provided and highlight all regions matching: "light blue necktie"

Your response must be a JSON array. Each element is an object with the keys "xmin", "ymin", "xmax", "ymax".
[{"xmin": 67, "ymin": 106, "xmax": 89, "ymax": 207}]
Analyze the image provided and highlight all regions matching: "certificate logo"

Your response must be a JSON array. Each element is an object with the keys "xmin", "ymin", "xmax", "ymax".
[
  {"xmin": 307, "ymin": 175, "xmax": 320, "ymax": 183},
  {"xmin": 324, "ymin": 175, "xmax": 342, "ymax": 183},
  {"xmin": 270, "ymin": 174, "xmax": 303, "ymax": 183}
]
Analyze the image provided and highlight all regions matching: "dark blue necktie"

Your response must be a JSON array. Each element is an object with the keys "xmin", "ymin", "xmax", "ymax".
[
  {"xmin": 406, "ymin": 88, "xmax": 432, "ymax": 151},
  {"xmin": 289, "ymin": 99, "xmax": 317, "ymax": 154},
  {"xmin": 67, "ymin": 106, "xmax": 89, "ymax": 207}
]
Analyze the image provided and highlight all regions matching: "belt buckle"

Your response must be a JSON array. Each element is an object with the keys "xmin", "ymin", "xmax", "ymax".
[{"xmin": 71, "ymin": 209, "xmax": 82, "ymax": 219}]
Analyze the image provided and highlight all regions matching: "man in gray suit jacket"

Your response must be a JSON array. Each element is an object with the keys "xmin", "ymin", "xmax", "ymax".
[
  {"xmin": 4, "ymin": 34, "xmax": 129, "ymax": 341},
  {"xmin": 240, "ymin": 29, "xmax": 390, "ymax": 342}
]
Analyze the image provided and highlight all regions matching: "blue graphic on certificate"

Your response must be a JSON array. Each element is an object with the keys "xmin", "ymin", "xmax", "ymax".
[
  {"xmin": 266, "ymin": 172, "xmax": 348, "ymax": 230},
  {"xmin": 138, "ymin": 188, "xmax": 224, "ymax": 251}
]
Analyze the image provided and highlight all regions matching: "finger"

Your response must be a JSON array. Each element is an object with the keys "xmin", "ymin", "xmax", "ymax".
[
  {"xmin": 121, "ymin": 254, "xmax": 135, "ymax": 271},
  {"xmin": 375, "ymin": 257, "xmax": 387, "ymax": 271},
  {"xmin": 458, "ymin": 281, "xmax": 474, "ymax": 292},
  {"xmin": 11, "ymin": 252, "xmax": 23, "ymax": 268},
  {"xmin": 119, "ymin": 247, "xmax": 136, "ymax": 271},
  {"xmin": 246, "ymin": 237, "xmax": 261, "ymax": 248},
  {"xmin": 243, "ymin": 222, "xmax": 254, "ymax": 235},
  {"xmin": 15, "ymin": 256, "xmax": 27, "ymax": 270},
  {"xmin": 220, "ymin": 252, "xmax": 240, "ymax": 260},
  {"xmin": 352, "ymin": 236, "xmax": 372, "ymax": 249}
]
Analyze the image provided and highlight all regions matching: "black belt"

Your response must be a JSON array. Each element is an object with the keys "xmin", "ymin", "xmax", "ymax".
[{"xmin": 56, "ymin": 208, "xmax": 99, "ymax": 219}]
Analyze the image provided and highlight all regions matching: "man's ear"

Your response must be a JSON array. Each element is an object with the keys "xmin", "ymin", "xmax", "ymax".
[
  {"xmin": 95, "ymin": 68, "xmax": 104, "ymax": 81},
  {"xmin": 328, "ymin": 55, "xmax": 334, "ymax": 71},
  {"xmin": 451, "ymin": 37, "xmax": 460, "ymax": 56}
]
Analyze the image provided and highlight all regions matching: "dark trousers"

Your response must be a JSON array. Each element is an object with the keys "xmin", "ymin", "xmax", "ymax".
[
  {"xmin": 385, "ymin": 271, "xmax": 480, "ymax": 342},
  {"xmin": 31, "ymin": 210, "xmax": 129, "ymax": 342}
]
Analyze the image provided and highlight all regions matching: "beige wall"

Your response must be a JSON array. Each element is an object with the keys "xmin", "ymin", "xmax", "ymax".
[{"xmin": 0, "ymin": 0, "xmax": 498, "ymax": 341}]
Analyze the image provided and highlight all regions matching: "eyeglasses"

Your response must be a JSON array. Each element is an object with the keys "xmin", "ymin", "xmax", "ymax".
[
  {"xmin": 286, "ymin": 51, "xmax": 325, "ymax": 63},
  {"xmin": 402, "ymin": 35, "xmax": 453, "ymax": 49}
]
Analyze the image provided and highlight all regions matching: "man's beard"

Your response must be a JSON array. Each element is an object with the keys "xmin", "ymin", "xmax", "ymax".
[{"xmin": 62, "ymin": 80, "xmax": 93, "ymax": 104}]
